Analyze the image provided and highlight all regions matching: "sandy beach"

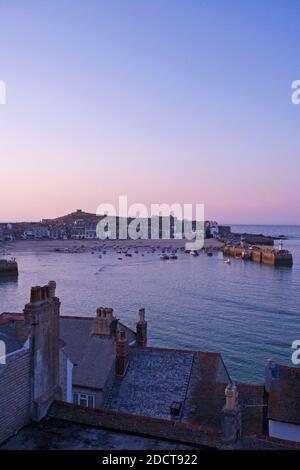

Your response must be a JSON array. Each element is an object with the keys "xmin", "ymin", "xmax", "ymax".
[{"xmin": 1, "ymin": 238, "xmax": 224, "ymax": 254}]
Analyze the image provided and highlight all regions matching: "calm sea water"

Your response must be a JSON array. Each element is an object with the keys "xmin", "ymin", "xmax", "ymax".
[{"xmin": 1, "ymin": 225, "xmax": 300, "ymax": 384}]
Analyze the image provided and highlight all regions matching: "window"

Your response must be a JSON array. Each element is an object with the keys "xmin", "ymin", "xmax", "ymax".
[{"xmin": 73, "ymin": 392, "xmax": 95, "ymax": 408}]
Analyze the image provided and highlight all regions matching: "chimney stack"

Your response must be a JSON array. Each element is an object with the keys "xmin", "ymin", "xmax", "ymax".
[
  {"xmin": 48, "ymin": 281, "xmax": 57, "ymax": 298},
  {"xmin": 221, "ymin": 384, "xmax": 241, "ymax": 445},
  {"xmin": 92, "ymin": 307, "xmax": 116, "ymax": 336},
  {"xmin": 41, "ymin": 285, "xmax": 49, "ymax": 300},
  {"xmin": 224, "ymin": 383, "xmax": 239, "ymax": 410},
  {"xmin": 23, "ymin": 281, "xmax": 61, "ymax": 421},
  {"xmin": 136, "ymin": 308, "xmax": 147, "ymax": 348},
  {"xmin": 116, "ymin": 329, "xmax": 129, "ymax": 376},
  {"xmin": 30, "ymin": 286, "xmax": 42, "ymax": 304}
]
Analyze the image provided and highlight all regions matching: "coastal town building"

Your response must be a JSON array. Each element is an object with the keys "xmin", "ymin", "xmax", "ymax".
[
  {"xmin": 0, "ymin": 315, "xmax": 31, "ymax": 444},
  {"xmin": 1, "ymin": 210, "xmax": 218, "ymax": 242},
  {"xmin": 24, "ymin": 224, "xmax": 50, "ymax": 240},
  {"xmin": 60, "ymin": 310, "xmax": 136, "ymax": 408},
  {"xmin": 0, "ymin": 282, "xmax": 70, "ymax": 444},
  {"xmin": 84, "ymin": 225, "xmax": 98, "ymax": 239},
  {"xmin": 1, "ymin": 281, "xmax": 300, "ymax": 450},
  {"xmin": 266, "ymin": 361, "xmax": 300, "ymax": 442}
]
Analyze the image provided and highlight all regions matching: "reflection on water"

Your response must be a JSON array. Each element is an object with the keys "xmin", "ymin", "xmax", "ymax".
[{"xmin": 0, "ymin": 275, "xmax": 18, "ymax": 285}]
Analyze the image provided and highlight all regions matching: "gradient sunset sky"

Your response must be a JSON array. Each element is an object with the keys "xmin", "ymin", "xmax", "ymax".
[{"xmin": 0, "ymin": 0, "xmax": 300, "ymax": 224}]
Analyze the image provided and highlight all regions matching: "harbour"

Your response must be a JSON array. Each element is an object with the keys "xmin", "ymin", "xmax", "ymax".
[{"xmin": 0, "ymin": 224, "xmax": 299, "ymax": 384}]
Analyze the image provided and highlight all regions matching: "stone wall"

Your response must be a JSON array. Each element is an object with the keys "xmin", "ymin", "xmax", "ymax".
[
  {"xmin": 49, "ymin": 400, "xmax": 219, "ymax": 448},
  {"xmin": 49, "ymin": 401, "xmax": 297, "ymax": 450},
  {"xmin": 0, "ymin": 349, "xmax": 32, "ymax": 444}
]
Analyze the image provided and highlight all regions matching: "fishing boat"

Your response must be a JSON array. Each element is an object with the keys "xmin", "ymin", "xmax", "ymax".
[
  {"xmin": 242, "ymin": 250, "xmax": 251, "ymax": 260},
  {"xmin": 0, "ymin": 258, "xmax": 18, "ymax": 276},
  {"xmin": 190, "ymin": 250, "xmax": 199, "ymax": 256}
]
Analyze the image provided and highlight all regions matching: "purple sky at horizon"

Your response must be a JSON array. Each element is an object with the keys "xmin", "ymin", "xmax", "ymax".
[{"xmin": 1, "ymin": 0, "xmax": 300, "ymax": 225}]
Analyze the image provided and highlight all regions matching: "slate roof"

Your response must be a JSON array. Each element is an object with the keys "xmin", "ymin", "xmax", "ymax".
[
  {"xmin": 105, "ymin": 346, "xmax": 264, "ymax": 434},
  {"xmin": 73, "ymin": 336, "xmax": 115, "ymax": 389},
  {"xmin": 60, "ymin": 316, "xmax": 136, "ymax": 390},
  {"xmin": 181, "ymin": 352, "xmax": 264, "ymax": 433},
  {"xmin": 182, "ymin": 379, "xmax": 265, "ymax": 434},
  {"xmin": 106, "ymin": 347, "xmax": 197, "ymax": 419},
  {"xmin": 106, "ymin": 348, "xmax": 194, "ymax": 419},
  {"xmin": 60, "ymin": 317, "xmax": 94, "ymax": 366},
  {"xmin": 268, "ymin": 365, "xmax": 300, "ymax": 425},
  {"xmin": 0, "ymin": 313, "xmax": 29, "ymax": 354}
]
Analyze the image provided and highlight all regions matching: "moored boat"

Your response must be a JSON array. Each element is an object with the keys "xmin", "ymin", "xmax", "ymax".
[
  {"xmin": 0, "ymin": 258, "xmax": 18, "ymax": 276},
  {"xmin": 190, "ymin": 250, "xmax": 199, "ymax": 256}
]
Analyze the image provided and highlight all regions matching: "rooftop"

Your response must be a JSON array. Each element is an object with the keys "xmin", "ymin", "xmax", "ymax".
[
  {"xmin": 1, "ymin": 400, "xmax": 293, "ymax": 451},
  {"xmin": 181, "ymin": 353, "xmax": 265, "ymax": 434},
  {"xmin": 268, "ymin": 364, "xmax": 300, "ymax": 425},
  {"xmin": 0, "ymin": 314, "xmax": 29, "ymax": 354},
  {"xmin": 0, "ymin": 416, "xmax": 199, "ymax": 450},
  {"xmin": 105, "ymin": 347, "xmax": 230, "ymax": 420},
  {"xmin": 106, "ymin": 347, "xmax": 194, "ymax": 419},
  {"xmin": 60, "ymin": 315, "xmax": 136, "ymax": 390}
]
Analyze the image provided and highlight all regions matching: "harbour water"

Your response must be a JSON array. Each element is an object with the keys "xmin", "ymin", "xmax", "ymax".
[{"xmin": 1, "ymin": 225, "xmax": 299, "ymax": 384}]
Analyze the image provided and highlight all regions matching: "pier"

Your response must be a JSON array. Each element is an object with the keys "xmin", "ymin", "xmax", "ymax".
[{"xmin": 223, "ymin": 241, "xmax": 293, "ymax": 267}]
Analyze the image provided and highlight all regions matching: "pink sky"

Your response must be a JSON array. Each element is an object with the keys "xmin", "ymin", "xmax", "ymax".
[{"xmin": 1, "ymin": 1, "xmax": 300, "ymax": 225}]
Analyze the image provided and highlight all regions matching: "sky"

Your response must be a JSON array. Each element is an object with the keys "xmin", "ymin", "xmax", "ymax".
[{"xmin": 0, "ymin": 0, "xmax": 300, "ymax": 224}]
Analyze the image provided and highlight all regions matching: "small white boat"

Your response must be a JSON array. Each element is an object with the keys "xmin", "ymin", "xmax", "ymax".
[
  {"xmin": 190, "ymin": 250, "xmax": 199, "ymax": 256},
  {"xmin": 224, "ymin": 258, "xmax": 231, "ymax": 265}
]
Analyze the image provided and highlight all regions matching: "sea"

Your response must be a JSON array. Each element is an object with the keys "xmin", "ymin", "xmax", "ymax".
[{"xmin": 1, "ymin": 225, "xmax": 300, "ymax": 384}]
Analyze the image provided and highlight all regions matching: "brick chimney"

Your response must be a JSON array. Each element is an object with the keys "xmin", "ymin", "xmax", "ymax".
[
  {"xmin": 23, "ymin": 281, "xmax": 61, "ymax": 421},
  {"xmin": 92, "ymin": 307, "xmax": 117, "ymax": 336},
  {"xmin": 48, "ymin": 280, "xmax": 57, "ymax": 298},
  {"xmin": 136, "ymin": 308, "xmax": 147, "ymax": 348},
  {"xmin": 221, "ymin": 384, "xmax": 241, "ymax": 445},
  {"xmin": 116, "ymin": 329, "xmax": 129, "ymax": 376}
]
